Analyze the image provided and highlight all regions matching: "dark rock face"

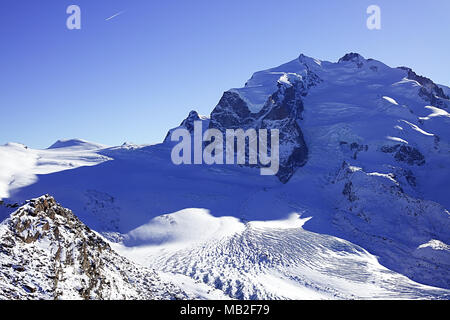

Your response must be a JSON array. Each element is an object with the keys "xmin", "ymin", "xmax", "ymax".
[
  {"xmin": 210, "ymin": 92, "xmax": 252, "ymax": 127},
  {"xmin": 381, "ymin": 144, "xmax": 425, "ymax": 166},
  {"xmin": 209, "ymin": 74, "xmax": 317, "ymax": 183},
  {"xmin": 342, "ymin": 181, "xmax": 358, "ymax": 202},
  {"xmin": 398, "ymin": 67, "xmax": 449, "ymax": 107}
]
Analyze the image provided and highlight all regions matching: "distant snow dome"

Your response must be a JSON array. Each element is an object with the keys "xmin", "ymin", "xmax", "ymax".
[{"xmin": 47, "ymin": 139, "xmax": 106, "ymax": 150}]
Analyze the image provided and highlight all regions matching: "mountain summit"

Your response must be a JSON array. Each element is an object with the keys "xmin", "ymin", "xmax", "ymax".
[{"xmin": 47, "ymin": 139, "xmax": 106, "ymax": 150}]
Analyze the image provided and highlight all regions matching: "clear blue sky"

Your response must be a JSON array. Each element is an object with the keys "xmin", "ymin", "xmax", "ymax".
[{"xmin": 1, "ymin": 0, "xmax": 449, "ymax": 148}]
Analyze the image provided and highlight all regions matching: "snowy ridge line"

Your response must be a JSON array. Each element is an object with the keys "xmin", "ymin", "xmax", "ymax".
[{"xmin": 0, "ymin": 52, "xmax": 449, "ymax": 298}]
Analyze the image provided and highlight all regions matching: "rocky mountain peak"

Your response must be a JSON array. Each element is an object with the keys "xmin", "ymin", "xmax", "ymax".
[
  {"xmin": 7, "ymin": 195, "xmax": 88, "ymax": 245},
  {"xmin": 180, "ymin": 110, "xmax": 201, "ymax": 132},
  {"xmin": 298, "ymin": 53, "xmax": 321, "ymax": 67}
]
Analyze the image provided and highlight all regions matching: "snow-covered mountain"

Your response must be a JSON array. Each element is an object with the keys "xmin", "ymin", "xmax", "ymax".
[{"xmin": 0, "ymin": 52, "xmax": 449, "ymax": 299}]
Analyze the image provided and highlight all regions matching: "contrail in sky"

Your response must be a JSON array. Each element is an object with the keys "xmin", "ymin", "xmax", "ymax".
[{"xmin": 105, "ymin": 11, "xmax": 125, "ymax": 21}]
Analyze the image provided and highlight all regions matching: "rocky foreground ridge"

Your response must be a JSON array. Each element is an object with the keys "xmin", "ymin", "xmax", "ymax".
[{"xmin": 0, "ymin": 195, "xmax": 189, "ymax": 300}]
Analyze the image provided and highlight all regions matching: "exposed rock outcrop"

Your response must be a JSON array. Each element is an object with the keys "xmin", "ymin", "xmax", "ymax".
[{"xmin": 208, "ymin": 74, "xmax": 314, "ymax": 182}]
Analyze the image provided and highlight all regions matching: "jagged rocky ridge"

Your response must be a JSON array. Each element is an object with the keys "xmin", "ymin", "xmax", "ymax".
[{"xmin": 0, "ymin": 195, "xmax": 189, "ymax": 300}]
